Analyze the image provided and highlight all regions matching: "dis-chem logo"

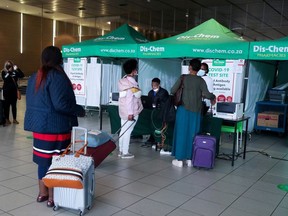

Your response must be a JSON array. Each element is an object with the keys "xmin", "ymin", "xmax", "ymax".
[
  {"xmin": 94, "ymin": 36, "xmax": 125, "ymax": 41},
  {"xmin": 63, "ymin": 47, "xmax": 81, "ymax": 53},
  {"xmin": 253, "ymin": 45, "xmax": 288, "ymax": 53},
  {"xmin": 176, "ymin": 34, "xmax": 220, "ymax": 40},
  {"xmin": 140, "ymin": 46, "xmax": 165, "ymax": 52}
]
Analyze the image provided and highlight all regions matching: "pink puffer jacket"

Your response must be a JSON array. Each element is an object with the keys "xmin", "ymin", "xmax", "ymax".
[{"xmin": 118, "ymin": 76, "xmax": 143, "ymax": 120}]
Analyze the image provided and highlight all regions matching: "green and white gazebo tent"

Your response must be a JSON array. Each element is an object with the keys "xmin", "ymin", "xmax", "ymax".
[
  {"xmin": 245, "ymin": 37, "xmax": 288, "ymax": 133},
  {"xmin": 62, "ymin": 24, "xmax": 149, "ymax": 108},
  {"xmin": 62, "ymin": 24, "xmax": 149, "ymax": 58},
  {"xmin": 249, "ymin": 36, "xmax": 288, "ymax": 60},
  {"xmin": 137, "ymin": 18, "xmax": 249, "ymax": 59}
]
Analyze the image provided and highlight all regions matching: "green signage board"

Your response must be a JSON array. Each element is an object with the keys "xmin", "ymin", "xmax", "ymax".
[{"xmin": 249, "ymin": 37, "xmax": 288, "ymax": 60}]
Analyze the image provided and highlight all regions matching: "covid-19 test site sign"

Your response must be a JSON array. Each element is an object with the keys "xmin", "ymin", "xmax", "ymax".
[{"xmin": 182, "ymin": 59, "xmax": 245, "ymax": 103}]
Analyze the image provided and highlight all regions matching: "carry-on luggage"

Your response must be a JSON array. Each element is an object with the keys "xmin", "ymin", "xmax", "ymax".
[
  {"xmin": 53, "ymin": 127, "xmax": 95, "ymax": 216},
  {"xmin": 86, "ymin": 140, "xmax": 116, "ymax": 168},
  {"xmin": 192, "ymin": 134, "xmax": 217, "ymax": 169},
  {"xmin": 84, "ymin": 119, "xmax": 136, "ymax": 166},
  {"xmin": 201, "ymin": 116, "xmax": 223, "ymax": 155}
]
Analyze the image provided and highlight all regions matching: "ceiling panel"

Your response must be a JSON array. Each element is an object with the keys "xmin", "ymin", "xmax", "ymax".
[{"xmin": 2, "ymin": 0, "xmax": 288, "ymax": 41}]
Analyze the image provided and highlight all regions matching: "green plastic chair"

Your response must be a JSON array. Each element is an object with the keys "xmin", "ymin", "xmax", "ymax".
[{"xmin": 221, "ymin": 121, "xmax": 243, "ymax": 153}]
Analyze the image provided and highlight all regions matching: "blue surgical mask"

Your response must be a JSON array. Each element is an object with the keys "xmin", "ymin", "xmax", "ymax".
[{"xmin": 197, "ymin": 69, "xmax": 205, "ymax": 77}]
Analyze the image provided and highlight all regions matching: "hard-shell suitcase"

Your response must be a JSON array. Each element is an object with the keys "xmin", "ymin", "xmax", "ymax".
[
  {"xmin": 192, "ymin": 135, "xmax": 216, "ymax": 169},
  {"xmin": 53, "ymin": 127, "xmax": 95, "ymax": 216}
]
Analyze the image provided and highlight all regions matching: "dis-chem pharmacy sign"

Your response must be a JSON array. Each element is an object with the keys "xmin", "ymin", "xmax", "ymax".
[{"xmin": 249, "ymin": 43, "xmax": 288, "ymax": 60}]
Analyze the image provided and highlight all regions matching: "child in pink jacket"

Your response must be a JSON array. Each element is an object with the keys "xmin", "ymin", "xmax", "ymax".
[{"xmin": 118, "ymin": 59, "xmax": 143, "ymax": 159}]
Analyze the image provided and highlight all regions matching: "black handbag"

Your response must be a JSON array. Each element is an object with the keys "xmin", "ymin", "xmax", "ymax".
[{"xmin": 173, "ymin": 75, "xmax": 185, "ymax": 106}]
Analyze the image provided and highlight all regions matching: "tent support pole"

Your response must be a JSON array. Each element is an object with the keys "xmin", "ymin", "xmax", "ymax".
[{"xmin": 243, "ymin": 60, "xmax": 250, "ymax": 110}]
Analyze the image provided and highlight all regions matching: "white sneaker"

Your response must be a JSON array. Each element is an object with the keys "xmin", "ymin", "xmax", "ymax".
[
  {"xmin": 121, "ymin": 153, "xmax": 135, "ymax": 159},
  {"xmin": 172, "ymin": 159, "xmax": 183, "ymax": 167},
  {"xmin": 151, "ymin": 145, "xmax": 156, "ymax": 149},
  {"xmin": 118, "ymin": 151, "xmax": 122, "ymax": 157},
  {"xmin": 160, "ymin": 149, "xmax": 171, "ymax": 155},
  {"xmin": 186, "ymin": 160, "xmax": 192, "ymax": 167}
]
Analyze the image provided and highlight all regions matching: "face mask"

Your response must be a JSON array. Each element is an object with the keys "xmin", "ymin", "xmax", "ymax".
[
  {"xmin": 197, "ymin": 69, "xmax": 205, "ymax": 77},
  {"xmin": 153, "ymin": 88, "xmax": 159, "ymax": 92}
]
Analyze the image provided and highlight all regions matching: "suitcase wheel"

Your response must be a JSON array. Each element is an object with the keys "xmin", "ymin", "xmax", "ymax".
[{"xmin": 53, "ymin": 205, "xmax": 59, "ymax": 211}]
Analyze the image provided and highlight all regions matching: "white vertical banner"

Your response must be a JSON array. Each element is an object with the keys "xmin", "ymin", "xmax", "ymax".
[
  {"xmin": 202, "ymin": 59, "xmax": 245, "ymax": 103},
  {"xmin": 86, "ymin": 57, "xmax": 101, "ymax": 107},
  {"xmin": 68, "ymin": 58, "xmax": 87, "ymax": 97}
]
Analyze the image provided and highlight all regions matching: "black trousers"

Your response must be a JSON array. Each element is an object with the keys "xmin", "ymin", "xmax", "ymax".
[{"xmin": 3, "ymin": 95, "xmax": 17, "ymax": 120}]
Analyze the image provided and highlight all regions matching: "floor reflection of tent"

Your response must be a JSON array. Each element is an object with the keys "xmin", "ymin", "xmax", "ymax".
[{"xmin": 277, "ymin": 184, "xmax": 288, "ymax": 192}]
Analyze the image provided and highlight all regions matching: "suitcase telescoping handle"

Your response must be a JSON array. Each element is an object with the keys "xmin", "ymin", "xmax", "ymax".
[
  {"xmin": 113, "ymin": 119, "xmax": 136, "ymax": 143},
  {"xmin": 72, "ymin": 126, "xmax": 88, "ymax": 154}
]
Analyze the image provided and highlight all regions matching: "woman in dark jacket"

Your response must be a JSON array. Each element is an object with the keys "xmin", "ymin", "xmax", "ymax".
[
  {"xmin": 24, "ymin": 46, "xmax": 85, "ymax": 207},
  {"xmin": 1, "ymin": 60, "xmax": 24, "ymax": 125}
]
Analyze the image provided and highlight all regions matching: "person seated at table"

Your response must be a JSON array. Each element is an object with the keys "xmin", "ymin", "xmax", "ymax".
[{"xmin": 143, "ymin": 78, "xmax": 169, "ymax": 147}]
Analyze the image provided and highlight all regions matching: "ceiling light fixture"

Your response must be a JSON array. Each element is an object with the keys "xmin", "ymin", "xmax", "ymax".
[{"xmin": 185, "ymin": 9, "xmax": 189, "ymax": 18}]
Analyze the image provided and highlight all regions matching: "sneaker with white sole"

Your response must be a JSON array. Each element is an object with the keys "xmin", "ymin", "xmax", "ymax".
[
  {"xmin": 186, "ymin": 160, "xmax": 192, "ymax": 167},
  {"xmin": 121, "ymin": 153, "xmax": 135, "ymax": 159},
  {"xmin": 160, "ymin": 149, "xmax": 171, "ymax": 155},
  {"xmin": 118, "ymin": 151, "xmax": 122, "ymax": 157},
  {"xmin": 172, "ymin": 159, "xmax": 183, "ymax": 167}
]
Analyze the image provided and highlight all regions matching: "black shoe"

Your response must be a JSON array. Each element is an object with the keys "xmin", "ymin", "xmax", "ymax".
[
  {"xmin": 141, "ymin": 143, "xmax": 151, "ymax": 148},
  {"xmin": 145, "ymin": 140, "xmax": 157, "ymax": 145},
  {"xmin": 131, "ymin": 135, "xmax": 143, "ymax": 139}
]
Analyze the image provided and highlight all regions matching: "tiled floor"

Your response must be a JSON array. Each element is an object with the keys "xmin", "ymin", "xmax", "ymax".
[{"xmin": 0, "ymin": 97, "xmax": 288, "ymax": 216}]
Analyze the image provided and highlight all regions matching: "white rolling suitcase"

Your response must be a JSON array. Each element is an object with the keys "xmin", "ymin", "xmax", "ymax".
[{"xmin": 53, "ymin": 127, "xmax": 95, "ymax": 216}]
